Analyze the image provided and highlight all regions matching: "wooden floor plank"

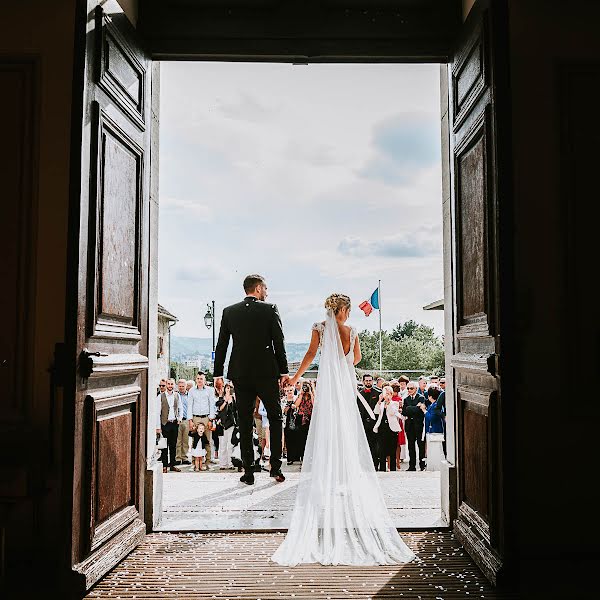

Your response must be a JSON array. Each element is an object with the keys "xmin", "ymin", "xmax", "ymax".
[{"xmin": 86, "ymin": 531, "xmax": 517, "ymax": 599}]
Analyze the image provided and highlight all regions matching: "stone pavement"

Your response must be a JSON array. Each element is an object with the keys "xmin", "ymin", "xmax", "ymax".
[{"xmin": 158, "ymin": 461, "xmax": 443, "ymax": 531}]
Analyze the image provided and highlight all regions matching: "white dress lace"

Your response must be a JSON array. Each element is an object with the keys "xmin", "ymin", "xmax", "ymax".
[{"xmin": 271, "ymin": 309, "xmax": 415, "ymax": 566}]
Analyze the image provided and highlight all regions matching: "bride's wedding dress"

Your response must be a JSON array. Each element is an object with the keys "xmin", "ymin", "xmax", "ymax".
[{"xmin": 271, "ymin": 309, "xmax": 415, "ymax": 566}]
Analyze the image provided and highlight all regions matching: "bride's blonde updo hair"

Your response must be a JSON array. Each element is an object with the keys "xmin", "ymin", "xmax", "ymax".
[{"xmin": 324, "ymin": 293, "xmax": 351, "ymax": 314}]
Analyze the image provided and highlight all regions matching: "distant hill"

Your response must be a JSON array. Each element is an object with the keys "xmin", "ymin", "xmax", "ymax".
[
  {"xmin": 171, "ymin": 336, "xmax": 312, "ymax": 364},
  {"xmin": 170, "ymin": 336, "xmax": 213, "ymax": 359}
]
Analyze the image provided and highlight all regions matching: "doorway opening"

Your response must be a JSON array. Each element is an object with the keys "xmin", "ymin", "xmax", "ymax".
[{"xmin": 151, "ymin": 61, "xmax": 449, "ymax": 532}]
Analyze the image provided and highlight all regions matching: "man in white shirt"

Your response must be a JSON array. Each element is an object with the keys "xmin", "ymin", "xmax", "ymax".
[
  {"xmin": 155, "ymin": 378, "xmax": 182, "ymax": 473},
  {"xmin": 187, "ymin": 372, "xmax": 217, "ymax": 464}
]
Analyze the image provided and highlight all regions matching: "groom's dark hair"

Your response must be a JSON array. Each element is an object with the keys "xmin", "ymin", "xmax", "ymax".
[{"xmin": 243, "ymin": 274, "xmax": 266, "ymax": 293}]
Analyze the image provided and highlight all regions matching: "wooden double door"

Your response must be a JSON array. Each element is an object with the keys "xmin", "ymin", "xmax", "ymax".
[
  {"xmin": 65, "ymin": 0, "xmax": 509, "ymax": 592},
  {"xmin": 66, "ymin": 1, "xmax": 151, "ymax": 592}
]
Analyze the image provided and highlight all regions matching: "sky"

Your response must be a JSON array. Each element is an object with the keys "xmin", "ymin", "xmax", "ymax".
[{"xmin": 158, "ymin": 62, "xmax": 443, "ymax": 343}]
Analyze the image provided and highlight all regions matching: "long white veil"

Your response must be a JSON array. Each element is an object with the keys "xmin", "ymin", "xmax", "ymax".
[{"xmin": 271, "ymin": 309, "xmax": 415, "ymax": 566}]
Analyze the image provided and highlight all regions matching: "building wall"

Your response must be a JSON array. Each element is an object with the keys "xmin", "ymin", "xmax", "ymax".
[
  {"xmin": 439, "ymin": 64, "xmax": 457, "ymax": 526},
  {"xmin": 156, "ymin": 316, "xmax": 172, "ymax": 381},
  {"xmin": 146, "ymin": 61, "xmax": 160, "ymax": 468},
  {"xmin": 0, "ymin": 0, "xmax": 76, "ymax": 573},
  {"xmin": 506, "ymin": 0, "xmax": 600, "ymax": 589}
]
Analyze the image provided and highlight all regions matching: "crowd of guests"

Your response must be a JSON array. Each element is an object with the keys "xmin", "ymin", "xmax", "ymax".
[
  {"xmin": 155, "ymin": 370, "xmax": 444, "ymax": 474},
  {"xmin": 155, "ymin": 373, "xmax": 238, "ymax": 473},
  {"xmin": 358, "ymin": 373, "xmax": 446, "ymax": 472},
  {"xmin": 155, "ymin": 373, "xmax": 316, "ymax": 473}
]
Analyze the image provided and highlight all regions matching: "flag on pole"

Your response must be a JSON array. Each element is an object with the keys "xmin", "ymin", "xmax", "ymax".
[
  {"xmin": 358, "ymin": 300, "xmax": 373, "ymax": 316},
  {"xmin": 359, "ymin": 288, "xmax": 380, "ymax": 316},
  {"xmin": 370, "ymin": 287, "xmax": 380, "ymax": 310}
]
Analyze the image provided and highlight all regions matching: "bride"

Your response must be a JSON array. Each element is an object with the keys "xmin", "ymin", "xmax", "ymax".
[{"xmin": 271, "ymin": 293, "xmax": 415, "ymax": 566}]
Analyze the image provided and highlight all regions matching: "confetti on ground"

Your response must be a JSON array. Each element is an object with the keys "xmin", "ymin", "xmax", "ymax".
[{"xmin": 86, "ymin": 531, "xmax": 517, "ymax": 599}]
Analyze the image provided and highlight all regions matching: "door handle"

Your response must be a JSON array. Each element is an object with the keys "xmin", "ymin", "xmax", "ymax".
[
  {"xmin": 80, "ymin": 349, "xmax": 109, "ymax": 378},
  {"xmin": 82, "ymin": 349, "xmax": 109, "ymax": 358}
]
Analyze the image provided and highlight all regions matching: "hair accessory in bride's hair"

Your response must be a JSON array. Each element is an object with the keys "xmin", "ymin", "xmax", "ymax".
[{"xmin": 324, "ymin": 293, "xmax": 351, "ymax": 314}]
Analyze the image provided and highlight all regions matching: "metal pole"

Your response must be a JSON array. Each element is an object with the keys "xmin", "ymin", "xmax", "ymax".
[
  {"xmin": 378, "ymin": 279, "xmax": 382, "ymax": 372},
  {"xmin": 211, "ymin": 300, "xmax": 215, "ymax": 352}
]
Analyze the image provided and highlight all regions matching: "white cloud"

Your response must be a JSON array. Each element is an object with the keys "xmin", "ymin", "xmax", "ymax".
[
  {"xmin": 338, "ymin": 225, "xmax": 442, "ymax": 259},
  {"xmin": 216, "ymin": 92, "xmax": 280, "ymax": 123},
  {"xmin": 284, "ymin": 139, "xmax": 345, "ymax": 168},
  {"xmin": 172, "ymin": 263, "xmax": 227, "ymax": 284},
  {"xmin": 158, "ymin": 62, "xmax": 444, "ymax": 341},
  {"xmin": 161, "ymin": 197, "xmax": 214, "ymax": 222},
  {"xmin": 358, "ymin": 112, "xmax": 441, "ymax": 186}
]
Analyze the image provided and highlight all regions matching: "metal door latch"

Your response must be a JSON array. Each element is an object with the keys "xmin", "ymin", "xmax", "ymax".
[
  {"xmin": 80, "ymin": 348, "xmax": 109, "ymax": 378},
  {"xmin": 82, "ymin": 349, "xmax": 109, "ymax": 358}
]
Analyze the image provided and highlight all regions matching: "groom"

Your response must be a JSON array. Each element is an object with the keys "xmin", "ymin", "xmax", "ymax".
[{"xmin": 214, "ymin": 274, "xmax": 289, "ymax": 485}]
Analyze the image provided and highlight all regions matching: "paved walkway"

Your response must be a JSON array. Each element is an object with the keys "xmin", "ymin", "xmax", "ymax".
[
  {"xmin": 86, "ymin": 531, "xmax": 517, "ymax": 599},
  {"xmin": 158, "ymin": 462, "xmax": 443, "ymax": 531}
]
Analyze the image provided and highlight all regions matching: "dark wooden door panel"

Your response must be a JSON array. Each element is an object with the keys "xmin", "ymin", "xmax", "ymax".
[
  {"xmin": 91, "ymin": 104, "xmax": 144, "ymax": 338},
  {"xmin": 67, "ymin": 1, "xmax": 151, "ymax": 592},
  {"xmin": 449, "ymin": 0, "xmax": 504, "ymax": 585},
  {"xmin": 0, "ymin": 60, "xmax": 37, "ymax": 427},
  {"xmin": 97, "ymin": 9, "xmax": 147, "ymax": 130},
  {"xmin": 462, "ymin": 400, "xmax": 489, "ymax": 519},
  {"xmin": 87, "ymin": 382, "xmax": 141, "ymax": 553},
  {"xmin": 96, "ymin": 412, "xmax": 133, "ymax": 522},
  {"xmin": 457, "ymin": 122, "xmax": 488, "ymax": 326}
]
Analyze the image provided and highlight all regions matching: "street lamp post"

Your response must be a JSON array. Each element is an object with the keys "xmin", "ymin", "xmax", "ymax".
[{"xmin": 204, "ymin": 300, "xmax": 216, "ymax": 368}]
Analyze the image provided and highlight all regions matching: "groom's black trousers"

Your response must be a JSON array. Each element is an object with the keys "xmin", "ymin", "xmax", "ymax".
[{"xmin": 233, "ymin": 376, "xmax": 283, "ymax": 474}]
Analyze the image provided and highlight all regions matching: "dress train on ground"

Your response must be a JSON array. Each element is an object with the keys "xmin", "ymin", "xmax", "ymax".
[{"xmin": 271, "ymin": 310, "xmax": 415, "ymax": 566}]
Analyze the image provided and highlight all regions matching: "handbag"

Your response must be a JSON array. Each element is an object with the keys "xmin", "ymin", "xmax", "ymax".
[
  {"xmin": 287, "ymin": 408, "xmax": 298, "ymax": 431},
  {"xmin": 156, "ymin": 435, "xmax": 167, "ymax": 450}
]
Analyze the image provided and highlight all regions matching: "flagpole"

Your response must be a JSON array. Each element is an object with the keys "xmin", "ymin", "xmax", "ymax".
[{"xmin": 378, "ymin": 279, "xmax": 382, "ymax": 373}]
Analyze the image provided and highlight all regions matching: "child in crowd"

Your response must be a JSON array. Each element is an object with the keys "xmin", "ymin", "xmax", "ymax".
[
  {"xmin": 258, "ymin": 399, "xmax": 270, "ymax": 463},
  {"xmin": 189, "ymin": 422, "xmax": 209, "ymax": 471}
]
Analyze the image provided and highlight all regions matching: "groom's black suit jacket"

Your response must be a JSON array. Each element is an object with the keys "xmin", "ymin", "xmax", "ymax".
[{"xmin": 213, "ymin": 296, "xmax": 289, "ymax": 380}]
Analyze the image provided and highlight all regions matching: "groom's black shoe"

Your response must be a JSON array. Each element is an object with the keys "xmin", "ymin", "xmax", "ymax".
[
  {"xmin": 270, "ymin": 470, "xmax": 285, "ymax": 483},
  {"xmin": 240, "ymin": 472, "xmax": 255, "ymax": 485}
]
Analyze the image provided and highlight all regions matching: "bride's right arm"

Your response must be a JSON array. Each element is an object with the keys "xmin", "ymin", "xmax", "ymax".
[
  {"xmin": 289, "ymin": 329, "xmax": 320, "ymax": 385},
  {"xmin": 353, "ymin": 332, "xmax": 362, "ymax": 366}
]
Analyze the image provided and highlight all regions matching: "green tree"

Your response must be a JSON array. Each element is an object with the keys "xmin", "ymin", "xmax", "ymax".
[
  {"xmin": 424, "ymin": 342, "xmax": 445, "ymax": 374},
  {"xmin": 390, "ymin": 320, "xmax": 419, "ymax": 341},
  {"xmin": 356, "ymin": 329, "xmax": 383, "ymax": 370},
  {"xmin": 391, "ymin": 320, "xmax": 436, "ymax": 343},
  {"xmin": 356, "ymin": 320, "xmax": 445, "ymax": 375}
]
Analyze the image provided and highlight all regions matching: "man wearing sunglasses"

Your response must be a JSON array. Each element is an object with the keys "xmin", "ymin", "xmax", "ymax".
[{"xmin": 401, "ymin": 381, "xmax": 430, "ymax": 471}]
